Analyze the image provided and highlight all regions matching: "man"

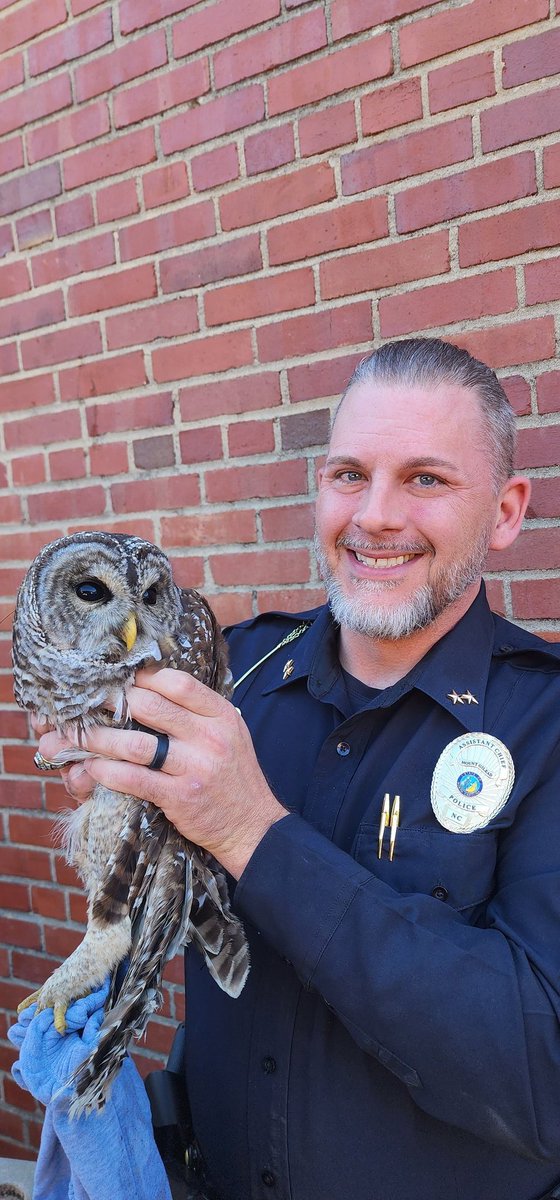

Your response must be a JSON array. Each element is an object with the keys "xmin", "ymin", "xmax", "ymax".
[{"xmin": 31, "ymin": 338, "xmax": 560, "ymax": 1199}]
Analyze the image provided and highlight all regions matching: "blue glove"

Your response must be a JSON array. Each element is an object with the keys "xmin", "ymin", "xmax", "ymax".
[{"xmin": 9, "ymin": 987, "xmax": 172, "ymax": 1200}]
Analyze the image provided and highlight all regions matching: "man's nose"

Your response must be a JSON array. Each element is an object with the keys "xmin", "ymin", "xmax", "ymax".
[{"xmin": 352, "ymin": 479, "xmax": 406, "ymax": 534}]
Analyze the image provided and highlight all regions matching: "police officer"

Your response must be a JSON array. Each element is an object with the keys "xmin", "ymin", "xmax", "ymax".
[{"xmin": 39, "ymin": 338, "xmax": 560, "ymax": 1200}]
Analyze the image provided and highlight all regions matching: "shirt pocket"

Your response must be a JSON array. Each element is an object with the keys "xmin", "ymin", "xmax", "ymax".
[{"xmin": 352, "ymin": 823, "xmax": 498, "ymax": 912}]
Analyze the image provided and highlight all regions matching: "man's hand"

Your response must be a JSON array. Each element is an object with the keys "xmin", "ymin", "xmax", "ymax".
[
  {"xmin": 52, "ymin": 669, "xmax": 287, "ymax": 880},
  {"xmin": 33, "ymin": 716, "xmax": 96, "ymax": 803}
]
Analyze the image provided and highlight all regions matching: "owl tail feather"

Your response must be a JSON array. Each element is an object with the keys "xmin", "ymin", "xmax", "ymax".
[{"xmin": 188, "ymin": 852, "xmax": 250, "ymax": 999}]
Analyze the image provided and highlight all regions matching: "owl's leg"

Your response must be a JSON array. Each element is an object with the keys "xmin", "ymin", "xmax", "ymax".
[{"xmin": 17, "ymin": 914, "xmax": 132, "ymax": 1033}]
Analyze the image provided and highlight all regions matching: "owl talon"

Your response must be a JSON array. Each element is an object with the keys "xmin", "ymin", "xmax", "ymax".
[
  {"xmin": 17, "ymin": 989, "xmax": 41, "ymax": 1015},
  {"xmin": 54, "ymin": 1003, "xmax": 67, "ymax": 1034}
]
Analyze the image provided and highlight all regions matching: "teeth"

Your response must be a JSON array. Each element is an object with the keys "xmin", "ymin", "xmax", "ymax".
[{"xmin": 354, "ymin": 552, "xmax": 416, "ymax": 568}]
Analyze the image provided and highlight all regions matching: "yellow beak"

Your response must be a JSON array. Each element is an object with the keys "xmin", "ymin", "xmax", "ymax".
[{"xmin": 120, "ymin": 614, "xmax": 138, "ymax": 651}]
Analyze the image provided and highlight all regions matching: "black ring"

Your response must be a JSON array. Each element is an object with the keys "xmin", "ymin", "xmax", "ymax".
[{"xmin": 148, "ymin": 732, "xmax": 170, "ymax": 771}]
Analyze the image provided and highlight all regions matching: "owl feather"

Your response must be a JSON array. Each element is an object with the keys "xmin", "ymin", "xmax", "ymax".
[{"xmin": 11, "ymin": 531, "xmax": 249, "ymax": 1115}]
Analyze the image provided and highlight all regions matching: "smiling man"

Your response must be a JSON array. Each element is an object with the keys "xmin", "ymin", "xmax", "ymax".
[{"xmin": 32, "ymin": 338, "xmax": 560, "ymax": 1200}]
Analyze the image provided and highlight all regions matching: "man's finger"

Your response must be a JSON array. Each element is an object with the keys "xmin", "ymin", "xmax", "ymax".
[{"xmin": 133, "ymin": 667, "xmax": 229, "ymax": 721}]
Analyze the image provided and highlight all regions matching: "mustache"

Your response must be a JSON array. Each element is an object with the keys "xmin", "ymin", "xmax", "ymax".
[{"xmin": 335, "ymin": 536, "xmax": 433, "ymax": 556}]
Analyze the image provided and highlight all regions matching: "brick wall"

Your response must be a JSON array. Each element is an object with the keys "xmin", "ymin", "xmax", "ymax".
[{"xmin": 1, "ymin": 0, "xmax": 559, "ymax": 1158}]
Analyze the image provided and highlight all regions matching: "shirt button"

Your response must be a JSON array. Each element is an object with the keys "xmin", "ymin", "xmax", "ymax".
[
  {"xmin": 431, "ymin": 885, "xmax": 449, "ymax": 901},
  {"xmin": 261, "ymin": 1170, "xmax": 275, "ymax": 1187},
  {"xmin": 262, "ymin": 1056, "xmax": 276, "ymax": 1074},
  {"xmin": 336, "ymin": 740, "xmax": 351, "ymax": 756}
]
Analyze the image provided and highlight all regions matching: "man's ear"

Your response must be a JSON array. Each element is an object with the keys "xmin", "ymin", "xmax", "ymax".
[{"xmin": 489, "ymin": 475, "xmax": 531, "ymax": 552}]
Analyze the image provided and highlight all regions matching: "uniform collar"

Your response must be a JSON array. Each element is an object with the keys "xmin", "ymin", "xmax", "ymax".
[{"xmin": 263, "ymin": 585, "xmax": 496, "ymax": 731}]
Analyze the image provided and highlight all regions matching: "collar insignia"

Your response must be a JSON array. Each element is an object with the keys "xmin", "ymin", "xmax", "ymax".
[{"xmin": 282, "ymin": 658, "xmax": 295, "ymax": 680}]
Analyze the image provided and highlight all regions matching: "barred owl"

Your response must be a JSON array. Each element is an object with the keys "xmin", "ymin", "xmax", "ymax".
[{"xmin": 12, "ymin": 531, "xmax": 249, "ymax": 1114}]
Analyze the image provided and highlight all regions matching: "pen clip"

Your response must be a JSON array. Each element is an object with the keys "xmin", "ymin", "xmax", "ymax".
[
  {"xmin": 389, "ymin": 795, "xmax": 400, "ymax": 861},
  {"xmin": 378, "ymin": 793, "xmax": 390, "ymax": 859}
]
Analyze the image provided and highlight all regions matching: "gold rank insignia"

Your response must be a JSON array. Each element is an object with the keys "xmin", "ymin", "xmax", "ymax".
[{"xmin": 282, "ymin": 658, "xmax": 295, "ymax": 680}]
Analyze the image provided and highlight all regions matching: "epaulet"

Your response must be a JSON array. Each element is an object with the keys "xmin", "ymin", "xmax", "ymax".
[
  {"xmin": 227, "ymin": 611, "xmax": 316, "ymax": 694},
  {"xmin": 493, "ymin": 615, "xmax": 560, "ymax": 668}
]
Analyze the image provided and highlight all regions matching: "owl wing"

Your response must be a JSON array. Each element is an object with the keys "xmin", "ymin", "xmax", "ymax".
[{"xmin": 167, "ymin": 587, "xmax": 233, "ymax": 698}]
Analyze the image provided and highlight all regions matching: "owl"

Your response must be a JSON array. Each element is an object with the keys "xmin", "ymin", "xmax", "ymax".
[{"xmin": 12, "ymin": 530, "xmax": 249, "ymax": 1115}]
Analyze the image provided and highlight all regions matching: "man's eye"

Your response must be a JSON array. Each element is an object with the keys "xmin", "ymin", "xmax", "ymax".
[
  {"xmin": 338, "ymin": 471, "xmax": 364, "ymax": 483},
  {"xmin": 414, "ymin": 474, "xmax": 441, "ymax": 487}
]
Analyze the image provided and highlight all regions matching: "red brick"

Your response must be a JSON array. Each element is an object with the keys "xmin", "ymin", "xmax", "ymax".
[
  {"xmin": 160, "ymin": 233, "xmax": 261, "ymax": 293},
  {"xmin": 207, "ymin": 589, "xmax": 255, "ymax": 624},
  {"xmin": 173, "ymin": 0, "xmax": 280, "ymax": 57},
  {"xmin": 214, "ymin": 10, "xmax": 327, "ymax": 90},
  {"xmin": 31, "ymin": 230, "xmax": 115, "ymax": 286},
  {"xmin": 64, "ymin": 128, "xmax": 156, "ymax": 190},
  {"xmin": 111, "ymin": 475, "xmax": 200, "ymax": 514},
  {"xmin": 96, "ymin": 177, "xmax": 139, "ymax": 223},
  {"xmin": 205, "ymin": 266, "xmax": 315, "ymax": 326},
  {"xmin": 526, "ymin": 477, "xmax": 560, "ymax": 519},
  {"xmin": 0, "ymin": 162, "xmax": 61, "ymax": 219},
  {"xmin": 459, "ymin": 198, "xmax": 560, "ymax": 267},
  {"xmin": 0, "ymin": 259, "xmax": 30, "ymax": 300},
  {"xmin": 10, "ymin": 951, "xmax": 56, "ymax": 989},
  {"xmin": 206, "ymin": 459, "xmax": 307, "ymax": 503},
  {"xmin": 268, "ymin": 197, "xmax": 388, "ymax": 267},
  {"xmin": 0, "ymin": 916, "xmax": 41, "ymax": 950},
  {"xmin": 161, "ymin": 84, "xmax": 264, "ymax": 154},
  {"xmin": 21, "ymin": 322, "xmax": 101, "ymax": 370},
  {"xmin": 321, "ymin": 229, "xmax": 449, "ymax": 300},
  {"xmin": 152, "ymin": 329, "xmax": 253, "ymax": 383},
  {"xmin": 257, "ymin": 300, "xmax": 373, "ymax": 363},
  {"xmin": 452, "ymin": 317, "xmax": 556, "ymax": 370},
  {"xmin": 55, "ymin": 192, "xmax": 94, "ymax": 236},
  {"xmin": 120, "ymin": 0, "xmax": 200, "ymax": 35},
  {"xmin": 133, "ymin": 435, "xmax": 175, "ymax": 471},
  {"xmin": 228, "ymin": 419, "xmax": 275, "ymax": 457},
  {"xmin": 288, "ymin": 352, "xmax": 364, "ymax": 405},
  {"xmin": 68, "ymin": 892, "xmax": 87, "ymax": 923},
  {"xmin": 536, "ymin": 371, "xmax": 560, "ymax": 415},
  {"xmin": 142, "ymin": 161, "xmax": 189, "ymax": 209},
  {"xmin": 524, "ymin": 255, "xmax": 560, "ymax": 305},
  {"xmin": 511, "ymin": 579, "xmax": 559, "ymax": 621},
  {"xmin": 342, "ymin": 117, "xmax": 472, "ymax": 194},
  {"xmin": 114, "ymin": 58, "xmax": 209, "ymax": 128},
  {"xmin": 49, "ymin": 448, "xmax": 87, "ymax": 482},
  {"xmin": 75, "ymin": 29, "xmax": 167, "ymax": 102},
  {"xmin": 192, "ymin": 143, "xmax": 239, "ymax": 192},
  {"xmin": 0, "ymin": 72, "xmax": 71, "ymax": 138},
  {"xmin": 244, "ymin": 128, "xmax": 294, "ymax": 184},
  {"xmin": 27, "ymin": 99, "xmax": 110, "ymax": 164},
  {"xmin": 108, "ymin": 296, "xmax": 199, "ymax": 350},
  {"xmin": 268, "ymin": 33, "xmax": 392, "ymax": 115},
  {"xmin": 179, "ymin": 426, "xmax": 223, "ymax": 464},
  {"xmin": 4, "ymin": 1076, "xmax": 40, "ymax": 1113},
  {"xmin": 0, "ymin": 1112, "xmax": 24, "ymax": 1145},
  {"xmin": 68, "ymin": 263, "xmax": 156, "ymax": 317},
  {"xmin": 221, "ymin": 162, "xmax": 335, "ymax": 231},
  {"xmin": 398, "ymin": 152, "xmax": 536, "ymax": 234},
  {"xmin": 0, "ymin": 223, "xmax": 14, "ymax": 256},
  {"xmin": 280, "ymin": 409, "xmax": 330, "ymax": 451},
  {"xmin": 72, "ymin": 0, "xmax": 107, "ymax": 10},
  {"xmin": 0, "ymin": 290, "xmax": 66, "ymax": 340},
  {"xmin": 0, "ymin": 51, "xmax": 24, "ymax": 94},
  {"xmin": 0, "ymin": 528, "xmax": 62, "ymax": 561},
  {"xmin": 4, "ymin": 407, "xmax": 80, "ymax": 452},
  {"xmin": 16, "ymin": 208, "xmax": 53, "ymax": 251},
  {"xmin": 12, "ymin": 455, "xmax": 47, "ymax": 486},
  {"xmin": 0, "ymin": 846, "xmax": 51, "ymax": 882},
  {"xmin": 261, "ymin": 502, "xmax": 315, "ymax": 542},
  {"xmin": 0, "ymin": 0, "xmax": 67, "ymax": 56},
  {"xmin": 0, "ymin": 134, "xmax": 24, "ymax": 177},
  {"xmin": 503, "ymin": 27, "xmax": 560, "ymax": 87},
  {"xmin": 0, "ymin": 494, "xmax": 21, "ymax": 521},
  {"xmin": 361, "ymin": 77, "xmax": 423, "ymax": 137},
  {"xmin": 544, "ymin": 143, "xmax": 560, "ymax": 189},
  {"xmin": 0, "ymin": 879, "xmax": 29, "ymax": 912},
  {"xmin": 89, "ymin": 442, "xmax": 129, "ymax": 476},
  {"xmin": 516, "ymin": 424, "xmax": 560, "ymax": 469},
  {"xmin": 298, "ymin": 101, "xmax": 356, "ymax": 157},
  {"xmin": 400, "ymin": 0, "xmax": 549, "ymax": 68},
  {"xmin": 379, "ymin": 267, "xmax": 518, "ymax": 338},
  {"xmin": 165, "ymin": 556, "xmax": 205, "ymax": 589},
  {"xmin": 119, "ymin": 200, "xmax": 215, "ymax": 261},
  {"xmin": 211, "ymin": 548, "xmax": 310, "ymax": 587},
  {"xmin": 501, "ymin": 375, "xmax": 531, "ymax": 416},
  {"xmin": 61, "ymin": 352, "xmax": 148, "ymax": 404},
  {"xmin": 85, "ymin": 391, "xmax": 172, "ymax": 436},
  {"xmin": 28, "ymin": 484, "xmax": 107, "ymax": 522},
  {"xmin": 429, "ymin": 51, "xmax": 495, "ymax": 114},
  {"xmin": 256, "ymin": 587, "xmax": 325, "ymax": 613},
  {"xmin": 161, "ymin": 511, "xmax": 258, "ymax": 549},
  {"xmin": 481, "ymin": 84, "xmax": 560, "ymax": 153},
  {"xmin": 179, "ymin": 372, "xmax": 281, "ymax": 421},
  {"xmin": 28, "ymin": 7, "xmax": 112, "ymax": 75},
  {"xmin": 331, "ymin": 0, "xmax": 435, "ymax": 37},
  {"xmin": 0, "ymin": 343, "xmax": 18, "ymax": 374},
  {"xmin": 44, "ymin": 925, "xmax": 83, "ymax": 958}
]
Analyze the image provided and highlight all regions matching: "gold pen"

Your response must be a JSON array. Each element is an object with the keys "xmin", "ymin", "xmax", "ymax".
[
  {"xmin": 378, "ymin": 793, "xmax": 390, "ymax": 858},
  {"xmin": 389, "ymin": 795, "xmax": 400, "ymax": 861}
]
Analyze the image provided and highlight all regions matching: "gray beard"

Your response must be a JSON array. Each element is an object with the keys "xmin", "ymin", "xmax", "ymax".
[{"xmin": 314, "ymin": 529, "xmax": 492, "ymax": 641}]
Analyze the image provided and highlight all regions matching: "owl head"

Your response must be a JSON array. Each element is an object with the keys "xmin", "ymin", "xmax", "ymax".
[{"xmin": 12, "ymin": 531, "xmax": 185, "ymax": 729}]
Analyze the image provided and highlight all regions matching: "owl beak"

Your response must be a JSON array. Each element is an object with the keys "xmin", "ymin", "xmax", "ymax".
[{"xmin": 120, "ymin": 614, "xmax": 138, "ymax": 651}]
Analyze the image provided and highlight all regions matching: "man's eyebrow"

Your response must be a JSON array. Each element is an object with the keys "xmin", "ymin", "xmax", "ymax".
[
  {"xmin": 324, "ymin": 455, "xmax": 460, "ymax": 471},
  {"xmin": 323, "ymin": 455, "xmax": 364, "ymax": 468}
]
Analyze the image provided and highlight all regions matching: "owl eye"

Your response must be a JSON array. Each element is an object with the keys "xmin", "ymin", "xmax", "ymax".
[
  {"xmin": 75, "ymin": 578, "xmax": 113, "ymax": 604},
  {"xmin": 142, "ymin": 586, "xmax": 158, "ymax": 606}
]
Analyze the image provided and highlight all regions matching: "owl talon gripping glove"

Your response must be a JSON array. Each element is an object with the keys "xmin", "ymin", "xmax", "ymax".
[{"xmin": 8, "ymin": 986, "xmax": 172, "ymax": 1200}]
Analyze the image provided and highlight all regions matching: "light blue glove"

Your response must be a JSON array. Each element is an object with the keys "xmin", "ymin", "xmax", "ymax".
[{"xmin": 9, "ymin": 988, "xmax": 172, "ymax": 1200}]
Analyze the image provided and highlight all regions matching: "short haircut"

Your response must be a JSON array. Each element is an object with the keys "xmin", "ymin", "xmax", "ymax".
[{"xmin": 337, "ymin": 337, "xmax": 516, "ymax": 491}]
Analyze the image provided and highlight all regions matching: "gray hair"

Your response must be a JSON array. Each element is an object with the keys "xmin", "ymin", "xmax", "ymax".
[{"xmin": 337, "ymin": 337, "xmax": 516, "ymax": 492}]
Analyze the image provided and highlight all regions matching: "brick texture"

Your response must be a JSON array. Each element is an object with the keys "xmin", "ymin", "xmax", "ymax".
[{"xmin": 0, "ymin": 0, "xmax": 559, "ymax": 1156}]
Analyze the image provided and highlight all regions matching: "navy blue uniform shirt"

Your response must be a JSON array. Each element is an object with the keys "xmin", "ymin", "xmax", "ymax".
[{"xmin": 184, "ymin": 586, "xmax": 560, "ymax": 1200}]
